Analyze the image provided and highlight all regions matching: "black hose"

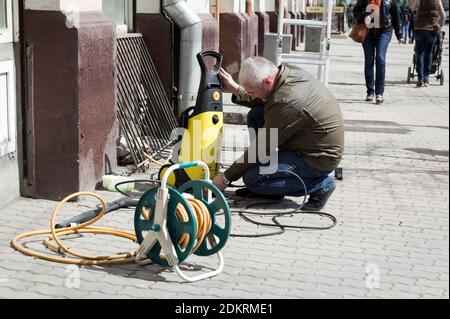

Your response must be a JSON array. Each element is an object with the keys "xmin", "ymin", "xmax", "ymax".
[
  {"xmin": 114, "ymin": 179, "xmax": 160, "ymax": 198},
  {"xmin": 55, "ymin": 197, "xmax": 139, "ymax": 229},
  {"xmin": 229, "ymin": 170, "xmax": 338, "ymax": 238}
]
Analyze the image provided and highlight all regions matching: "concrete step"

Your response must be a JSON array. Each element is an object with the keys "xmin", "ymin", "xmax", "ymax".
[
  {"xmin": 224, "ymin": 105, "xmax": 247, "ymax": 125},
  {"xmin": 223, "ymin": 93, "xmax": 247, "ymax": 125}
]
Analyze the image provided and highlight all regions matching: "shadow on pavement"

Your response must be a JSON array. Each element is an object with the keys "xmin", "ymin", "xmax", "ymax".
[{"xmin": 84, "ymin": 260, "xmax": 219, "ymax": 284}]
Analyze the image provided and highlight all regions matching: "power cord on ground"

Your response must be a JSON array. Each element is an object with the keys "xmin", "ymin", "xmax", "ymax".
[{"xmin": 228, "ymin": 170, "xmax": 337, "ymax": 237}]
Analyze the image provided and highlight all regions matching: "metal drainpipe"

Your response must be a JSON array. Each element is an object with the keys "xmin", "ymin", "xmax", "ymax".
[{"xmin": 163, "ymin": 0, "xmax": 203, "ymax": 117}]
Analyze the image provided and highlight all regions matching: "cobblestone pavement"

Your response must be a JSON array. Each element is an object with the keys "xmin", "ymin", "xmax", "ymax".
[{"xmin": 0, "ymin": 26, "xmax": 448, "ymax": 299}]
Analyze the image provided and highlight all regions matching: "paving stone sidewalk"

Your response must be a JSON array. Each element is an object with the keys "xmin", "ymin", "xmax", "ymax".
[{"xmin": 0, "ymin": 26, "xmax": 448, "ymax": 299}]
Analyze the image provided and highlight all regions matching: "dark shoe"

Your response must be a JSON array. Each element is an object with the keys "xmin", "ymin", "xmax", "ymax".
[
  {"xmin": 376, "ymin": 95, "xmax": 384, "ymax": 104},
  {"xmin": 235, "ymin": 188, "xmax": 284, "ymax": 201},
  {"xmin": 301, "ymin": 185, "xmax": 336, "ymax": 212},
  {"xmin": 416, "ymin": 80, "xmax": 424, "ymax": 87},
  {"xmin": 365, "ymin": 94, "xmax": 374, "ymax": 102}
]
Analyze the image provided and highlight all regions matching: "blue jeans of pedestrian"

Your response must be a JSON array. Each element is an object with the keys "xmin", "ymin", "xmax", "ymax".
[
  {"xmin": 414, "ymin": 29, "xmax": 438, "ymax": 82},
  {"xmin": 409, "ymin": 23, "xmax": 415, "ymax": 43},
  {"xmin": 242, "ymin": 106, "xmax": 336, "ymax": 197},
  {"xmin": 402, "ymin": 21, "xmax": 410, "ymax": 42},
  {"xmin": 362, "ymin": 29, "xmax": 392, "ymax": 96}
]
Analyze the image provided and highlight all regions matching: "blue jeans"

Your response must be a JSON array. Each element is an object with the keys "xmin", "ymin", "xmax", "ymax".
[
  {"xmin": 242, "ymin": 107, "xmax": 335, "ymax": 197},
  {"xmin": 409, "ymin": 22, "xmax": 415, "ymax": 42},
  {"xmin": 402, "ymin": 21, "xmax": 410, "ymax": 42},
  {"xmin": 415, "ymin": 29, "xmax": 437, "ymax": 82},
  {"xmin": 362, "ymin": 30, "xmax": 392, "ymax": 96}
]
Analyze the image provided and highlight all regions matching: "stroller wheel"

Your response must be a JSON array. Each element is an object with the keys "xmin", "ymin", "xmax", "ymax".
[
  {"xmin": 440, "ymin": 69, "xmax": 444, "ymax": 86},
  {"xmin": 407, "ymin": 67, "xmax": 412, "ymax": 84}
]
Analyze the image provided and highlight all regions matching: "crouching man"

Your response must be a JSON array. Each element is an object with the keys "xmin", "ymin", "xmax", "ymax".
[{"xmin": 212, "ymin": 57, "xmax": 345, "ymax": 211}]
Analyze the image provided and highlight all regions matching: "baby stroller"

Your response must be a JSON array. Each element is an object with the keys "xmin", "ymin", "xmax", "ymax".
[{"xmin": 407, "ymin": 31, "xmax": 446, "ymax": 86}]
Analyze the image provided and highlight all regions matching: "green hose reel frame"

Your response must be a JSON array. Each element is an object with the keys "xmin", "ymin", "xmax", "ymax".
[{"xmin": 134, "ymin": 179, "xmax": 231, "ymax": 267}]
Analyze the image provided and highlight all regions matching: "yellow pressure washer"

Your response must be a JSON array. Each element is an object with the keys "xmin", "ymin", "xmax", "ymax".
[{"xmin": 159, "ymin": 51, "xmax": 224, "ymax": 187}]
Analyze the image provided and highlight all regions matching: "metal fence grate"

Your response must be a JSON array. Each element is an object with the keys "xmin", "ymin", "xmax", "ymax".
[{"xmin": 116, "ymin": 33, "xmax": 178, "ymax": 167}]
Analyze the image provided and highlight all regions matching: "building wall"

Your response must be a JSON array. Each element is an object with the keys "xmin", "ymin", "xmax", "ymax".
[
  {"xmin": 0, "ymin": 152, "xmax": 19, "ymax": 208},
  {"xmin": 0, "ymin": 152, "xmax": 20, "ymax": 208},
  {"xmin": 255, "ymin": 0, "xmax": 271, "ymax": 55},
  {"xmin": 21, "ymin": 1, "xmax": 117, "ymax": 200},
  {"xmin": 0, "ymin": 2, "xmax": 20, "ymax": 208},
  {"xmin": 219, "ymin": 0, "xmax": 260, "ymax": 78},
  {"xmin": 135, "ymin": 11, "xmax": 174, "ymax": 105}
]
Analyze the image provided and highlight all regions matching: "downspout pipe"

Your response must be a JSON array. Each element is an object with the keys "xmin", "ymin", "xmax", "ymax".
[{"xmin": 163, "ymin": 0, "xmax": 203, "ymax": 117}]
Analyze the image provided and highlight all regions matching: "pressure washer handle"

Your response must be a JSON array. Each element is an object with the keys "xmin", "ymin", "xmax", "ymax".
[
  {"xmin": 161, "ymin": 162, "xmax": 210, "ymax": 189},
  {"xmin": 55, "ymin": 208, "xmax": 101, "ymax": 229},
  {"xmin": 197, "ymin": 51, "xmax": 223, "ymax": 75}
]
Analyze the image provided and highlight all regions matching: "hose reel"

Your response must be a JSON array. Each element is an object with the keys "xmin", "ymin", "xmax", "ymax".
[{"xmin": 134, "ymin": 161, "xmax": 232, "ymax": 282}]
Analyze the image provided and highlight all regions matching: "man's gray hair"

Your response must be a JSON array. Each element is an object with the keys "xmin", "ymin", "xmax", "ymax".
[{"xmin": 239, "ymin": 57, "xmax": 279, "ymax": 88}]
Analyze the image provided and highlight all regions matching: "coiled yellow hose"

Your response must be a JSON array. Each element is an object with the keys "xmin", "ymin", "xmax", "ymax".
[{"xmin": 11, "ymin": 192, "xmax": 213, "ymax": 266}]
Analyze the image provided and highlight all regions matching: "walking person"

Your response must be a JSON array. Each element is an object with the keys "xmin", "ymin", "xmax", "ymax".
[
  {"xmin": 401, "ymin": 4, "xmax": 414, "ymax": 43},
  {"xmin": 353, "ymin": 0, "xmax": 404, "ymax": 104},
  {"xmin": 412, "ymin": 0, "xmax": 446, "ymax": 87}
]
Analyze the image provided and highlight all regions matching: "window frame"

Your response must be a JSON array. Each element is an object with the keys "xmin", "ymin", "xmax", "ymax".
[
  {"xmin": 104, "ymin": 0, "xmax": 134, "ymax": 34},
  {"xmin": 0, "ymin": 60, "xmax": 17, "ymax": 156},
  {"xmin": 0, "ymin": 0, "xmax": 13, "ymax": 44}
]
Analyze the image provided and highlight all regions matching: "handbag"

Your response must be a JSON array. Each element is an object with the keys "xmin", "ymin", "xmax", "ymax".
[{"xmin": 349, "ymin": 23, "xmax": 370, "ymax": 43}]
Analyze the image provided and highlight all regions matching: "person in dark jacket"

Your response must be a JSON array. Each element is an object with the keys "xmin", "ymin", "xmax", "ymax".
[
  {"xmin": 353, "ymin": 0, "xmax": 404, "ymax": 104},
  {"xmin": 401, "ymin": 4, "xmax": 414, "ymax": 43},
  {"xmin": 213, "ymin": 57, "xmax": 345, "ymax": 212},
  {"xmin": 412, "ymin": 0, "xmax": 446, "ymax": 87}
]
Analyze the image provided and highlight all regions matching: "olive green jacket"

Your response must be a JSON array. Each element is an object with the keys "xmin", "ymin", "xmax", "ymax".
[{"xmin": 224, "ymin": 65, "xmax": 345, "ymax": 182}]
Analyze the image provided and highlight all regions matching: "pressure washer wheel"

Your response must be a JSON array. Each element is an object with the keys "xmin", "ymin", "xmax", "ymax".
[
  {"xmin": 178, "ymin": 180, "xmax": 232, "ymax": 257},
  {"xmin": 134, "ymin": 188, "xmax": 197, "ymax": 267}
]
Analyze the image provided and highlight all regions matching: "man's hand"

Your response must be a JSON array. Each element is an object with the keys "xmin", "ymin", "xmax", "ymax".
[
  {"xmin": 212, "ymin": 174, "xmax": 228, "ymax": 192},
  {"xmin": 364, "ymin": 15, "xmax": 372, "ymax": 27},
  {"xmin": 220, "ymin": 68, "xmax": 240, "ymax": 95}
]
